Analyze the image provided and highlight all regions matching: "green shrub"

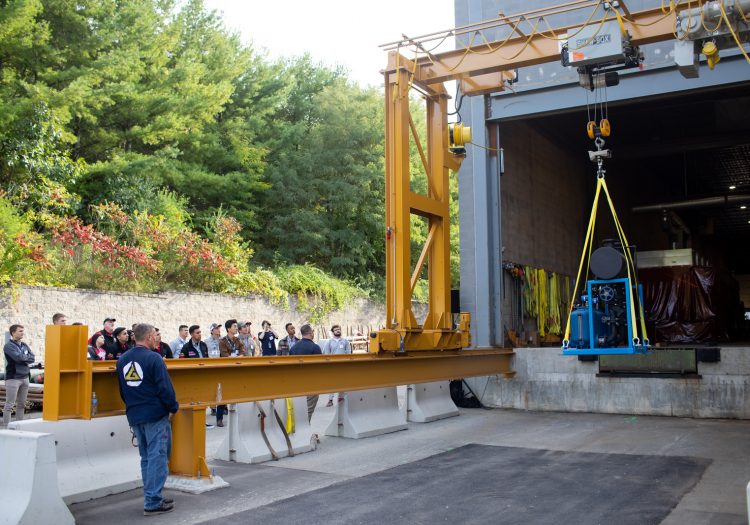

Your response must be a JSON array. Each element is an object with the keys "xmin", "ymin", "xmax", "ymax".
[{"xmin": 275, "ymin": 264, "xmax": 363, "ymax": 322}]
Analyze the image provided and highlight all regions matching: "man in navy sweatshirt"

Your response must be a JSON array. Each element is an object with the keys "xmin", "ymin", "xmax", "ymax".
[{"xmin": 117, "ymin": 323, "xmax": 179, "ymax": 516}]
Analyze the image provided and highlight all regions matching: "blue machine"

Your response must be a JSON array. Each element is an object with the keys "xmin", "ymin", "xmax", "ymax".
[
  {"xmin": 562, "ymin": 243, "xmax": 649, "ymax": 356},
  {"xmin": 563, "ymin": 278, "xmax": 648, "ymax": 356}
]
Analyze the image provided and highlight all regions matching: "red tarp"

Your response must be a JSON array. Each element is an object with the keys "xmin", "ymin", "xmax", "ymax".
[{"xmin": 638, "ymin": 266, "xmax": 739, "ymax": 344}]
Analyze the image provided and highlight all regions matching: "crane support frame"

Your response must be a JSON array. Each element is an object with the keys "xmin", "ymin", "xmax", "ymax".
[
  {"xmin": 374, "ymin": 3, "xmax": 681, "ymax": 353},
  {"xmin": 377, "ymin": 61, "xmax": 465, "ymax": 353}
]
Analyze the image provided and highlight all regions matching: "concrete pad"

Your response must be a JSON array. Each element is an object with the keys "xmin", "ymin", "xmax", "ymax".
[
  {"xmin": 200, "ymin": 444, "xmax": 709, "ymax": 525},
  {"xmin": 485, "ymin": 347, "xmax": 750, "ymax": 418}
]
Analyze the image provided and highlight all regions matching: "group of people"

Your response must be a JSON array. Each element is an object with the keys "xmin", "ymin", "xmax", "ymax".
[
  {"xmin": 3, "ymin": 313, "xmax": 355, "ymax": 517},
  {"xmin": 84, "ymin": 317, "xmax": 352, "ymax": 365},
  {"xmin": 83, "ymin": 317, "xmax": 352, "ymax": 426}
]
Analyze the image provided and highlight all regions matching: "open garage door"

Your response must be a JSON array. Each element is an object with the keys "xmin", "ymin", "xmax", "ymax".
[{"xmin": 497, "ymin": 82, "xmax": 750, "ymax": 345}]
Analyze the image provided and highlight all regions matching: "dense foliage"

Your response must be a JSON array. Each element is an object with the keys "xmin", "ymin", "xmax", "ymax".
[{"xmin": 0, "ymin": 0, "xmax": 460, "ymax": 317}]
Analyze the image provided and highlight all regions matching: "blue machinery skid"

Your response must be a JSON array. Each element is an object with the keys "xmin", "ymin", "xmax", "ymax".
[{"xmin": 563, "ymin": 278, "xmax": 648, "ymax": 356}]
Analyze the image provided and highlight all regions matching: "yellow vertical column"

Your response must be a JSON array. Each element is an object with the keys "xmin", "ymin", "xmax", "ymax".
[
  {"xmin": 169, "ymin": 406, "xmax": 211, "ymax": 478},
  {"xmin": 384, "ymin": 52, "xmax": 416, "ymax": 331},
  {"xmin": 43, "ymin": 325, "xmax": 90, "ymax": 421},
  {"xmin": 424, "ymin": 91, "xmax": 452, "ymax": 330}
]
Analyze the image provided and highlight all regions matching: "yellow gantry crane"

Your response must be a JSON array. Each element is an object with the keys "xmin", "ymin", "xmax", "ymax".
[{"xmin": 42, "ymin": 0, "xmax": 749, "ymax": 480}]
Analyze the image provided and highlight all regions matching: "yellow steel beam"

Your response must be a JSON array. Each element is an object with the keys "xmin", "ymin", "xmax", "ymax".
[
  {"xmin": 385, "ymin": 7, "xmax": 677, "ymax": 85},
  {"xmin": 460, "ymin": 73, "xmax": 507, "ymax": 96},
  {"xmin": 410, "ymin": 192, "xmax": 446, "ymax": 218},
  {"xmin": 93, "ymin": 349, "xmax": 512, "ymax": 415},
  {"xmin": 43, "ymin": 326, "xmax": 513, "ymax": 420},
  {"xmin": 42, "ymin": 326, "xmax": 512, "ymax": 479}
]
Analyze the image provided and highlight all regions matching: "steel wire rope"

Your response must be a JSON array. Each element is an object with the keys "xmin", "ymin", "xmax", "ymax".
[
  {"xmin": 604, "ymin": 72, "xmax": 609, "ymax": 122},
  {"xmin": 394, "ymin": 0, "xmax": 607, "ymax": 89},
  {"xmin": 536, "ymin": 1, "xmax": 606, "ymax": 42},
  {"xmin": 401, "ymin": 31, "xmax": 454, "ymax": 56}
]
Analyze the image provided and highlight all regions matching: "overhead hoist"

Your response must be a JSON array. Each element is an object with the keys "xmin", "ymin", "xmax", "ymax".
[{"xmin": 561, "ymin": 81, "xmax": 649, "ymax": 357}]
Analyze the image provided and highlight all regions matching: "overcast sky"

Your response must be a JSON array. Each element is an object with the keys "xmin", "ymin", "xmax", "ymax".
[{"xmin": 203, "ymin": 0, "xmax": 456, "ymax": 88}]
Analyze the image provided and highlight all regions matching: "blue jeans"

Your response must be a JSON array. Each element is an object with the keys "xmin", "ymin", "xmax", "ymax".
[
  {"xmin": 132, "ymin": 415, "xmax": 172, "ymax": 510},
  {"xmin": 216, "ymin": 404, "xmax": 227, "ymax": 422}
]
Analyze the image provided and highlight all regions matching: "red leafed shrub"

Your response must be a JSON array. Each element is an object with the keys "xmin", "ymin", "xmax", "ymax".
[{"xmin": 50, "ymin": 216, "xmax": 160, "ymax": 289}]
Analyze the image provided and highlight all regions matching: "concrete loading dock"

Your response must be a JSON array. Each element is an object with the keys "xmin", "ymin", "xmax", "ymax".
[
  {"xmin": 453, "ymin": 1, "xmax": 750, "ymax": 416},
  {"xmin": 470, "ymin": 83, "xmax": 750, "ymax": 418}
]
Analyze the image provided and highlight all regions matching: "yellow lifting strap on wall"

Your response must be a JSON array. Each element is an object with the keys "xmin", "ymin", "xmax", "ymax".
[
  {"xmin": 563, "ymin": 177, "xmax": 649, "ymax": 346},
  {"xmin": 537, "ymin": 268, "xmax": 548, "ymax": 338},
  {"xmin": 548, "ymin": 272, "xmax": 562, "ymax": 335}
]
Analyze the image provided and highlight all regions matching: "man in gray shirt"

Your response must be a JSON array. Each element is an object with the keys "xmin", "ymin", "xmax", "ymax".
[
  {"xmin": 3, "ymin": 324, "xmax": 35, "ymax": 428},
  {"xmin": 238, "ymin": 321, "xmax": 256, "ymax": 356},
  {"xmin": 169, "ymin": 325, "xmax": 189, "ymax": 356},
  {"xmin": 323, "ymin": 324, "xmax": 351, "ymax": 407},
  {"xmin": 205, "ymin": 323, "xmax": 222, "ymax": 358}
]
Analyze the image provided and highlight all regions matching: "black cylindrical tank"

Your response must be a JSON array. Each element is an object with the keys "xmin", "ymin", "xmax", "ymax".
[{"xmin": 590, "ymin": 245, "xmax": 627, "ymax": 280}]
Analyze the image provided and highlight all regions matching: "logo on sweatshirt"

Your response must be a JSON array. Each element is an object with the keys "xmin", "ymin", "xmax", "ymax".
[{"xmin": 123, "ymin": 361, "xmax": 144, "ymax": 387}]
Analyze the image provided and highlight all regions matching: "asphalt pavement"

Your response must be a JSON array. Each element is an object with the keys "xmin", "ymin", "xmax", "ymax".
[{"xmin": 69, "ymin": 392, "xmax": 750, "ymax": 524}]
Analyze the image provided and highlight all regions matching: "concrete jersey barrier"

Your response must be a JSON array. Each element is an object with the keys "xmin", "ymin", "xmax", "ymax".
[
  {"xmin": 9, "ymin": 415, "xmax": 142, "ymax": 503},
  {"xmin": 0, "ymin": 430, "xmax": 74, "ymax": 525},
  {"xmin": 216, "ymin": 398, "xmax": 314, "ymax": 463}
]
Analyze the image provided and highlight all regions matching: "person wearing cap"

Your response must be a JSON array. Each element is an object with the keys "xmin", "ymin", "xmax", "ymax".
[
  {"xmin": 108, "ymin": 327, "xmax": 131, "ymax": 360},
  {"xmin": 91, "ymin": 318, "xmax": 118, "ymax": 357},
  {"xmin": 322, "ymin": 324, "xmax": 352, "ymax": 406},
  {"xmin": 205, "ymin": 323, "xmax": 222, "ymax": 358},
  {"xmin": 169, "ymin": 325, "xmax": 189, "ymax": 357},
  {"xmin": 238, "ymin": 321, "xmax": 256, "ymax": 356}
]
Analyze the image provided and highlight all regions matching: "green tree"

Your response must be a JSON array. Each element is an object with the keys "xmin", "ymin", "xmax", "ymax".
[
  {"xmin": 255, "ymin": 62, "xmax": 386, "ymax": 282},
  {"xmin": 0, "ymin": 104, "xmax": 83, "ymax": 218}
]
